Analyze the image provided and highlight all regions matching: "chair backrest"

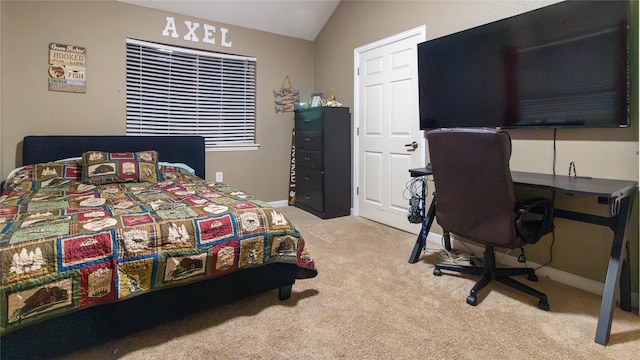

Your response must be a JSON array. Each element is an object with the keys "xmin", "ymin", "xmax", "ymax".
[{"xmin": 427, "ymin": 128, "xmax": 518, "ymax": 248}]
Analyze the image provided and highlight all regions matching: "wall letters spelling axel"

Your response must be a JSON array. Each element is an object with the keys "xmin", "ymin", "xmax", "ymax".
[{"xmin": 162, "ymin": 16, "xmax": 232, "ymax": 48}]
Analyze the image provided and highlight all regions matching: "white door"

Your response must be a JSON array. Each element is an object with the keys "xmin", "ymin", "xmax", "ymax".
[{"xmin": 355, "ymin": 27, "xmax": 425, "ymax": 234}]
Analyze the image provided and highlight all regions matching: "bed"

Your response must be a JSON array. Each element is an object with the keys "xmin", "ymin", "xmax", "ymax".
[{"xmin": 0, "ymin": 135, "xmax": 317, "ymax": 341}]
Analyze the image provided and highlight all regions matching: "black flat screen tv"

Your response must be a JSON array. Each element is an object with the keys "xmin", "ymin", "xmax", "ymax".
[{"xmin": 418, "ymin": 0, "xmax": 630, "ymax": 129}]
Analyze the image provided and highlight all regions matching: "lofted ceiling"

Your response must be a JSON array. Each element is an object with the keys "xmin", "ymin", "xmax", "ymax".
[{"xmin": 118, "ymin": 0, "xmax": 341, "ymax": 41}]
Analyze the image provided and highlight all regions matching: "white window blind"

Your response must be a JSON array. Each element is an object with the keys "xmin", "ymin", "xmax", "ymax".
[{"xmin": 125, "ymin": 38, "xmax": 258, "ymax": 151}]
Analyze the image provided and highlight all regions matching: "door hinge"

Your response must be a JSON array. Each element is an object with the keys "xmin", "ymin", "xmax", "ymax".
[
  {"xmin": 357, "ymin": 67, "xmax": 360, "ymax": 76},
  {"xmin": 357, "ymin": 127, "xmax": 359, "ymax": 136},
  {"xmin": 357, "ymin": 186, "xmax": 359, "ymax": 195}
]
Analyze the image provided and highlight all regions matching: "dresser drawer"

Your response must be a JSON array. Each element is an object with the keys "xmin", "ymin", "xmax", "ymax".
[
  {"xmin": 297, "ymin": 149, "xmax": 323, "ymax": 170},
  {"xmin": 296, "ymin": 168, "xmax": 323, "ymax": 191},
  {"xmin": 296, "ymin": 188, "xmax": 324, "ymax": 212},
  {"xmin": 294, "ymin": 108, "xmax": 323, "ymax": 131},
  {"xmin": 295, "ymin": 131, "xmax": 322, "ymax": 150}
]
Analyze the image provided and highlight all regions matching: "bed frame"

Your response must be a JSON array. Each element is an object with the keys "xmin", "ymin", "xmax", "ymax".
[
  {"xmin": 22, "ymin": 135, "xmax": 207, "ymax": 177},
  {"xmin": 2, "ymin": 135, "xmax": 299, "ymax": 359}
]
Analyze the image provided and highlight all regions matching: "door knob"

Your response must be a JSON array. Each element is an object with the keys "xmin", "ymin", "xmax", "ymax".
[{"xmin": 405, "ymin": 141, "xmax": 418, "ymax": 152}]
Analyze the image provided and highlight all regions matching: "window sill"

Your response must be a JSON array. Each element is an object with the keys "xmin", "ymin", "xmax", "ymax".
[{"xmin": 206, "ymin": 144, "xmax": 260, "ymax": 152}]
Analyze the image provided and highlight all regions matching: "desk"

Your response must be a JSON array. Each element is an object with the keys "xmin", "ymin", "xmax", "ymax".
[{"xmin": 408, "ymin": 168, "xmax": 638, "ymax": 346}]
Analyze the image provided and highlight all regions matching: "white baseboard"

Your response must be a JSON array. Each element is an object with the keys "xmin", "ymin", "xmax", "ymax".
[
  {"xmin": 271, "ymin": 201, "xmax": 358, "ymax": 218},
  {"xmin": 425, "ymin": 232, "xmax": 639, "ymax": 310},
  {"xmin": 269, "ymin": 200, "xmax": 290, "ymax": 208},
  {"xmin": 271, "ymin": 201, "xmax": 356, "ymax": 216}
]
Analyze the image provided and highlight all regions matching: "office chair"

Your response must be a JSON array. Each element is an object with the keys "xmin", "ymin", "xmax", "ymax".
[{"xmin": 427, "ymin": 128, "xmax": 554, "ymax": 310}]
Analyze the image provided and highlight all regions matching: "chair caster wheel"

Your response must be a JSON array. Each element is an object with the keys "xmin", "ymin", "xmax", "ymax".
[
  {"xmin": 538, "ymin": 300, "xmax": 550, "ymax": 311},
  {"xmin": 527, "ymin": 273, "xmax": 538, "ymax": 282},
  {"xmin": 466, "ymin": 295, "xmax": 478, "ymax": 306},
  {"xmin": 433, "ymin": 268, "xmax": 442, "ymax": 276}
]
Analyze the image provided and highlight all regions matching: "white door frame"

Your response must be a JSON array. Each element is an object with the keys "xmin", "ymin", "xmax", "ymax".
[{"xmin": 352, "ymin": 25, "xmax": 427, "ymax": 217}]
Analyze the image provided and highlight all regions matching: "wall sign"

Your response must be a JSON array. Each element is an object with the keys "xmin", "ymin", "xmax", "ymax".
[
  {"xmin": 48, "ymin": 43, "xmax": 86, "ymax": 93},
  {"xmin": 162, "ymin": 17, "xmax": 233, "ymax": 48}
]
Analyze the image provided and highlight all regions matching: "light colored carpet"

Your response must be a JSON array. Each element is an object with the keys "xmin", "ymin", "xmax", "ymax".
[{"xmin": 55, "ymin": 207, "xmax": 638, "ymax": 359}]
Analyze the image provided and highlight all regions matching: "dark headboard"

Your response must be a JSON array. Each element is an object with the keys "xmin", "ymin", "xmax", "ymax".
[{"xmin": 22, "ymin": 135, "xmax": 206, "ymax": 178}]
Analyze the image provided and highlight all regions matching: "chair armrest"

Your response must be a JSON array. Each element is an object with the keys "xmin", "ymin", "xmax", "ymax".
[{"xmin": 515, "ymin": 197, "xmax": 554, "ymax": 244}]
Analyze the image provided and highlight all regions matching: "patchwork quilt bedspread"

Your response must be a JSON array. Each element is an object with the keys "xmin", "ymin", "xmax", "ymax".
[{"xmin": 0, "ymin": 161, "xmax": 317, "ymax": 333}]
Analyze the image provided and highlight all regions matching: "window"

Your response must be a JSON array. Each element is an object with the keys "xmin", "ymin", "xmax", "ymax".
[{"xmin": 125, "ymin": 38, "xmax": 257, "ymax": 151}]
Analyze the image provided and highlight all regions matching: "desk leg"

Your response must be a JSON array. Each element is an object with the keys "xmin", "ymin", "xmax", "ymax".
[
  {"xmin": 409, "ymin": 195, "xmax": 436, "ymax": 263},
  {"xmin": 595, "ymin": 194, "xmax": 634, "ymax": 345},
  {"xmin": 619, "ymin": 240, "xmax": 631, "ymax": 311}
]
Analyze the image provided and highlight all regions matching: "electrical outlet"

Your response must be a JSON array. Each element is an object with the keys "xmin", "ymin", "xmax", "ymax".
[{"xmin": 215, "ymin": 172, "xmax": 223, "ymax": 182}]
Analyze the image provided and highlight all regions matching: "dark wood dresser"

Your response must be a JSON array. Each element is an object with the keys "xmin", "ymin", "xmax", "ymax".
[{"xmin": 294, "ymin": 107, "xmax": 351, "ymax": 219}]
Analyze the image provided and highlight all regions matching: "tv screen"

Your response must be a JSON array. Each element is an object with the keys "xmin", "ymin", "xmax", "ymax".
[{"xmin": 418, "ymin": 0, "xmax": 630, "ymax": 129}]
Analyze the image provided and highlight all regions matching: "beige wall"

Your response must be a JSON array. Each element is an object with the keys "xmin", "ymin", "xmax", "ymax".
[
  {"xmin": 1, "ymin": 0, "xmax": 312, "ymax": 202},
  {"xmin": 313, "ymin": 1, "xmax": 639, "ymax": 293}
]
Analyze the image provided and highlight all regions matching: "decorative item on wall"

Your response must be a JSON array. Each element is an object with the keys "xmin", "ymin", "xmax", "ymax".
[
  {"xmin": 161, "ymin": 16, "xmax": 232, "ymax": 48},
  {"xmin": 274, "ymin": 76, "xmax": 300, "ymax": 113},
  {"xmin": 48, "ymin": 43, "xmax": 86, "ymax": 93}
]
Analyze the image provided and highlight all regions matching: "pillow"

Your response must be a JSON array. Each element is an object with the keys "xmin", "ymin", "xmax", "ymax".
[
  {"xmin": 158, "ymin": 161, "xmax": 196, "ymax": 174},
  {"xmin": 55, "ymin": 157, "xmax": 82, "ymax": 163},
  {"xmin": 4, "ymin": 159, "xmax": 81, "ymax": 184},
  {"xmin": 2, "ymin": 160, "xmax": 82, "ymax": 193},
  {"xmin": 81, "ymin": 150, "xmax": 162, "ymax": 185},
  {"xmin": 5, "ymin": 165, "xmax": 27, "ymax": 181}
]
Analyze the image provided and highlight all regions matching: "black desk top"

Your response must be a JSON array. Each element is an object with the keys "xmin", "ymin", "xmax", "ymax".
[
  {"xmin": 511, "ymin": 171, "xmax": 638, "ymax": 199},
  {"xmin": 409, "ymin": 167, "xmax": 637, "ymax": 199}
]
